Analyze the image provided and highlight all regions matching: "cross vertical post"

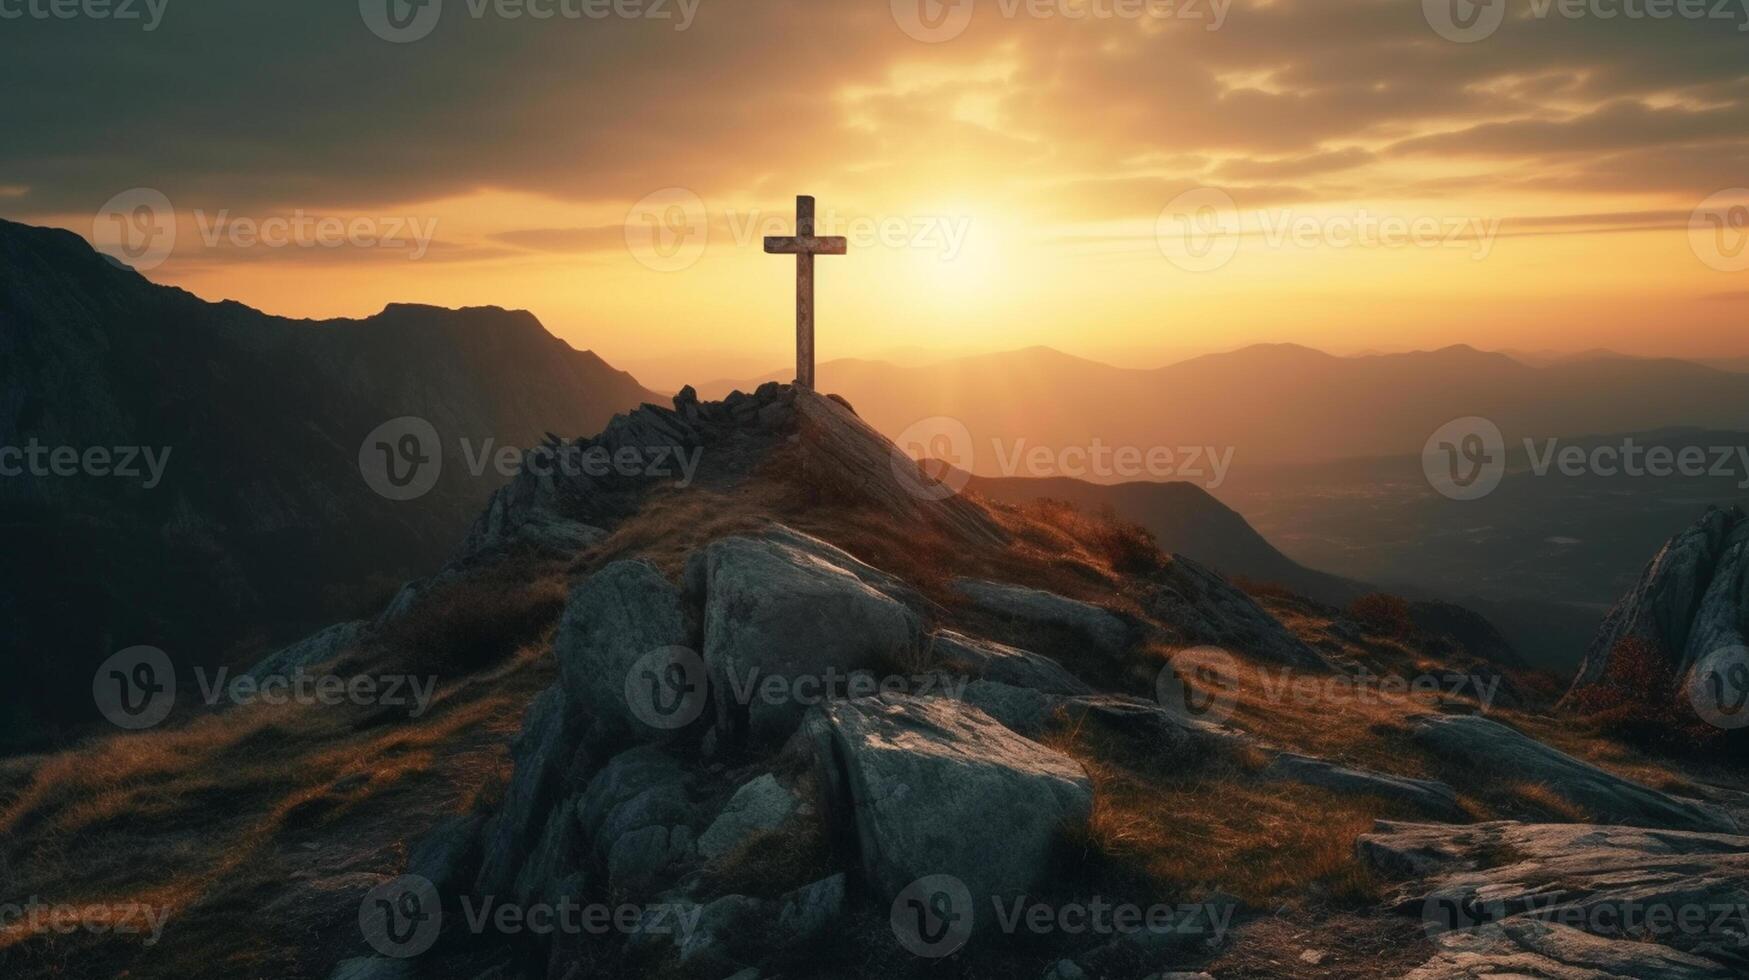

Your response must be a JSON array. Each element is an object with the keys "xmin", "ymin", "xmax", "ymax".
[
  {"xmin": 796, "ymin": 196, "xmax": 814, "ymax": 390},
  {"xmin": 764, "ymin": 195, "xmax": 847, "ymax": 391}
]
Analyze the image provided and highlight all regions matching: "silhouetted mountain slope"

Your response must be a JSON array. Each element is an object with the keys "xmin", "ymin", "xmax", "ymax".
[
  {"xmin": 0, "ymin": 218, "xmax": 659, "ymax": 748},
  {"xmin": 965, "ymin": 474, "xmax": 1365, "ymax": 605}
]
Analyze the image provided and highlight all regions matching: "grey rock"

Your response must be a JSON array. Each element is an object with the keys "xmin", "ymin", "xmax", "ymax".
[
  {"xmin": 1682, "ymin": 526, "xmax": 1749, "ymax": 677},
  {"xmin": 805, "ymin": 693, "xmax": 1093, "ymax": 902},
  {"xmin": 700, "ymin": 530, "xmax": 925, "ymax": 740},
  {"xmin": 1137, "ymin": 555, "xmax": 1325, "ymax": 667},
  {"xmin": 951, "ymin": 578, "xmax": 1132, "ymax": 659},
  {"xmin": 1568, "ymin": 506, "xmax": 1744, "ymax": 696},
  {"xmin": 1262, "ymin": 752, "xmax": 1466, "ymax": 821},
  {"xmin": 776, "ymin": 873, "xmax": 846, "ymax": 945},
  {"xmin": 698, "ymin": 773, "xmax": 800, "ymax": 860},
  {"xmin": 246, "ymin": 621, "xmax": 366, "ymax": 683},
  {"xmin": 1410, "ymin": 715, "xmax": 1734, "ymax": 832},
  {"xmin": 328, "ymin": 959, "xmax": 415, "ymax": 980},
  {"xmin": 928, "ymin": 630, "xmax": 1091, "ymax": 694},
  {"xmin": 554, "ymin": 559, "xmax": 694, "ymax": 737},
  {"xmin": 607, "ymin": 824, "xmax": 694, "ymax": 893},
  {"xmin": 1041, "ymin": 960, "xmax": 1086, "ymax": 980},
  {"xmin": 1360, "ymin": 820, "xmax": 1749, "ymax": 978},
  {"xmin": 512, "ymin": 801, "xmax": 582, "ymax": 908},
  {"xmin": 475, "ymin": 686, "xmax": 580, "ymax": 896},
  {"xmin": 406, "ymin": 813, "xmax": 485, "ymax": 897},
  {"xmin": 953, "ymin": 678, "xmax": 1063, "ymax": 737},
  {"xmin": 577, "ymin": 744, "xmax": 696, "ymax": 870},
  {"xmin": 679, "ymin": 894, "xmax": 767, "ymax": 965}
]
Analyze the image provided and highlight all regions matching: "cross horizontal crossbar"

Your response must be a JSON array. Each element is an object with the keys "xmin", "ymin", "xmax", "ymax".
[{"xmin": 763, "ymin": 236, "xmax": 848, "ymax": 256}]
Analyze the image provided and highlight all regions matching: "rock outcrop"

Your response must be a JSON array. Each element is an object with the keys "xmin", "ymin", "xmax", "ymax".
[
  {"xmin": 927, "ymin": 630, "xmax": 1091, "ymax": 695},
  {"xmin": 1261, "ymin": 753, "xmax": 1466, "ymax": 821},
  {"xmin": 1567, "ymin": 506, "xmax": 1747, "ymax": 697},
  {"xmin": 1360, "ymin": 820, "xmax": 1749, "ymax": 978},
  {"xmin": 553, "ymin": 559, "xmax": 695, "ymax": 739},
  {"xmin": 952, "ymin": 578, "xmax": 1134, "ymax": 659},
  {"xmin": 804, "ymin": 693, "xmax": 1093, "ymax": 903},
  {"xmin": 1410, "ymin": 715, "xmax": 1734, "ymax": 832},
  {"xmin": 1135, "ymin": 554, "xmax": 1325, "ymax": 667},
  {"xmin": 698, "ymin": 529, "xmax": 926, "ymax": 741}
]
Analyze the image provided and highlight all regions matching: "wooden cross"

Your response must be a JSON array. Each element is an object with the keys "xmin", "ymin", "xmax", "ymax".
[{"xmin": 763, "ymin": 195, "xmax": 847, "ymax": 390}]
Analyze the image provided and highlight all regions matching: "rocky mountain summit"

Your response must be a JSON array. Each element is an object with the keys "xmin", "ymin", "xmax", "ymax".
[{"xmin": 6, "ymin": 381, "xmax": 1748, "ymax": 980}]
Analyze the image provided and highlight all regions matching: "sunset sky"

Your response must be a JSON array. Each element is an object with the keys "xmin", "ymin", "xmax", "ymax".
[{"xmin": 6, "ymin": 0, "xmax": 1749, "ymax": 385}]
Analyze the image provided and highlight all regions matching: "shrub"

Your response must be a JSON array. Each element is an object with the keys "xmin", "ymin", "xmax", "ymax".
[
  {"xmin": 1348, "ymin": 593, "xmax": 1415, "ymax": 637},
  {"xmin": 1564, "ymin": 637, "xmax": 1727, "ymax": 756}
]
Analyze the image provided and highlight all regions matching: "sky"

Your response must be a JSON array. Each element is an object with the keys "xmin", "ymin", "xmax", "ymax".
[{"xmin": 5, "ymin": 0, "xmax": 1749, "ymax": 385}]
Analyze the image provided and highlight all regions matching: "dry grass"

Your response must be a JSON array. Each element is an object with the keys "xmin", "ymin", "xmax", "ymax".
[{"xmin": 0, "ymin": 634, "xmax": 553, "ymax": 974}]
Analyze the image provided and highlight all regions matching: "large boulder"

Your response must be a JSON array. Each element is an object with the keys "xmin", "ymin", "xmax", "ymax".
[
  {"xmin": 554, "ymin": 559, "xmax": 695, "ymax": 737},
  {"xmin": 952, "ymin": 578, "xmax": 1133, "ymax": 659},
  {"xmin": 697, "ymin": 773, "xmax": 801, "ymax": 860},
  {"xmin": 576, "ymin": 745, "xmax": 698, "ymax": 892},
  {"xmin": 1136, "ymin": 555, "xmax": 1324, "ymax": 668},
  {"xmin": 245, "ymin": 621, "xmax": 366, "ymax": 683},
  {"xmin": 1360, "ymin": 820, "xmax": 1749, "ymax": 978},
  {"xmin": 475, "ymin": 686, "xmax": 581, "ymax": 896},
  {"xmin": 1261, "ymin": 753, "xmax": 1466, "ymax": 821},
  {"xmin": 928, "ymin": 630, "xmax": 1091, "ymax": 695},
  {"xmin": 1410, "ymin": 715, "xmax": 1734, "ymax": 832},
  {"xmin": 697, "ymin": 530, "xmax": 925, "ymax": 740},
  {"xmin": 804, "ymin": 693, "xmax": 1093, "ymax": 903},
  {"xmin": 1568, "ymin": 507, "xmax": 1745, "ymax": 695}
]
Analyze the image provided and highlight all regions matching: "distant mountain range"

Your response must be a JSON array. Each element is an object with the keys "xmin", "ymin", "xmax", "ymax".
[
  {"xmin": 701, "ymin": 344, "xmax": 1749, "ymax": 471},
  {"xmin": 0, "ymin": 219, "xmax": 658, "ymax": 747}
]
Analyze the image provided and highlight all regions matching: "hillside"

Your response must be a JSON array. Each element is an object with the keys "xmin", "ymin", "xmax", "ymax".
[
  {"xmin": 3, "ymin": 384, "xmax": 1744, "ymax": 980},
  {"xmin": 965, "ymin": 474, "xmax": 1365, "ymax": 605},
  {"xmin": 0, "ymin": 219, "xmax": 660, "ymax": 749}
]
